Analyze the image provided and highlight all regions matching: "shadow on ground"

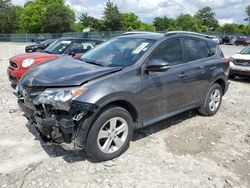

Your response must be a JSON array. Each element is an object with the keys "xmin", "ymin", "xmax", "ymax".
[
  {"xmin": 25, "ymin": 109, "xmax": 198, "ymax": 163},
  {"xmin": 229, "ymin": 76, "xmax": 250, "ymax": 83}
]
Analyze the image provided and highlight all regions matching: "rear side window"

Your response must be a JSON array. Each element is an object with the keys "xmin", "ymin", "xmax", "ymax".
[
  {"xmin": 150, "ymin": 38, "xmax": 183, "ymax": 65},
  {"xmin": 183, "ymin": 38, "xmax": 208, "ymax": 62},
  {"xmin": 207, "ymin": 40, "xmax": 217, "ymax": 57}
]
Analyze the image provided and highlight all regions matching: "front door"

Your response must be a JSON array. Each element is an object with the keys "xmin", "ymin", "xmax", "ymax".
[{"xmin": 142, "ymin": 38, "xmax": 191, "ymax": 121}]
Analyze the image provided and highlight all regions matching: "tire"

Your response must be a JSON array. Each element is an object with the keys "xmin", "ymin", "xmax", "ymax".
[
  {"xmin": 199, "ymin": 83, "xmax": 223, "ymax": 116},
  {"xmin": 85, "ymin": 105, "xmax": 134, "ymax": 161}
]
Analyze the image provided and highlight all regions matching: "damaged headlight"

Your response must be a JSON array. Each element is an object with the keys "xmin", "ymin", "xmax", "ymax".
[{"xmin": 33, "ymin": 87, "xmax": 87, "ymax": 110}]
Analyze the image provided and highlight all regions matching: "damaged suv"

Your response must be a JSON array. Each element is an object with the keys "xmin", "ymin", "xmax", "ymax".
[{"xmin": 17, "ymin": 31, "xmax": 229, "ymax": 161}]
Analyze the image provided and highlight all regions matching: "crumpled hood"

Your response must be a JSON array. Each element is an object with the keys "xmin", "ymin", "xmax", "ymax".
[{"xmin": 20, "ymin": 56, "xmax": 122, "ymax": 87}]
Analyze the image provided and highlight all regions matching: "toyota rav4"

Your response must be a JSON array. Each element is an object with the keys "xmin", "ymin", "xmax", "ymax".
[{"xmin": 16, "ymin": 31, "xmax": 229, "ymax": 161}]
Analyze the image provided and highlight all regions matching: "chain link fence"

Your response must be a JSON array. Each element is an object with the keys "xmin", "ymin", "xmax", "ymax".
[{"xmin": 0, "ymin": 31, "xmax": 247, "ymax": 42}]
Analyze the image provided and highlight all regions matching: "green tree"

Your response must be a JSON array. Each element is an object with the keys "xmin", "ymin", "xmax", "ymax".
[
  {"xmin": 221, "ymin": 23, "xmax": 238, "ymax": 33},
  {"xmin": 153, "ymin": 16, "xmax": 176, "ymax": 31},
  {"xmin": 121, "ymin": 13, "xmax": 141, "ymax": 31},
  {"xmin": 247, "ymin": 5, "xmax": 250, "ymax": 17},
  {"xmin": 103, "ymin": 0, "xmax": 122, "ymax": 31},
  {"xmin": 20, "ymin": 0, "xmax": 74, "ymax": 33},
  {"xmin": 74, "ymin": 22, "xmax": 84, "ymax": 32},
  {"xmin": 10, "ymin": 5, "xmax": 24, "ymax": 33},
  {"xmin": 195, "ymin": 7, "xmax": 219, "ymax": 31},
  {"xmin": 79, "ymin": 13, "xmax": 101, "ymax": 30},
  {"xmin": 139, "ymin": 23, "xmax": 155, "ymax": 31},
  {"xmin": 20, "ymin": 1, "xmax": 45, "ymax": 33},
  {"xmin": 44, "ymin": 3, "xmax": 75, "ymax": 33},
  {"xmin": 176, "ymin": 14, "xmax": 200, "ymax": 31},
  {"xmin": 0, "ymin": 0, "xmax": 12, "ymax": 33}
]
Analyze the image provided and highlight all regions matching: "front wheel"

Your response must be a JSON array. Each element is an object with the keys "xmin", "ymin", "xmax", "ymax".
[
  {"xmin": 85, "ymin": 106, "xmax": 134, "ymax": 161},
  {"xmin": 199, "ymin": 83, "xmax": 223, "ymax": 116}
]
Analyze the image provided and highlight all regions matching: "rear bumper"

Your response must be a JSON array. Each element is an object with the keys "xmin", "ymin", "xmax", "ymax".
[{"xmin": 230, "ymin": 62, "xmax": 250, "ymax": 76}]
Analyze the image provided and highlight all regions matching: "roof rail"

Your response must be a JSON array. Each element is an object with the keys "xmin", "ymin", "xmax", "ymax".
[
  {"xmin": 123, "ymin": 31, "xmax": 158, "ymax": 35},
  {"xmin": 165, "ymin": 31, "xmax": 213, "ymax": 39}
]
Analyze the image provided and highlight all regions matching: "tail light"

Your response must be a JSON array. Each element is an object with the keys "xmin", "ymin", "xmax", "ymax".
[{"xmin": 225, "ymin": 58, "xmax": 230, "ymax": 64}]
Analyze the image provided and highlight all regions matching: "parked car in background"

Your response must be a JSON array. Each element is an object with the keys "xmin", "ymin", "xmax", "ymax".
[
  {"xmin": 25, "ymin": 39, "xmax": 56, "ymax": 53},
  {"xmin": 7, "ymin": 38, "xmax": 103, "ymax": 86},
  {"xmin": 229, "ymin": 46, "xmax": 250, "ymax": 77},
  {"xmin": 222, "ymin": 36, "xmax": 230, "ymax": 44},
  {"xmin": 222, "ymin": 36, "xmax": 237, "ymax": 45},
  {"xmin": 16, "ymin": 31, "xmax": 229, "ymax": 161},
  {"xmin": 229, "ymin": 36, "xmax": 237, "ymax": 45},
  {"xmin": 234, "ymin": 37, "xmax": 250, "ymax": 46}
]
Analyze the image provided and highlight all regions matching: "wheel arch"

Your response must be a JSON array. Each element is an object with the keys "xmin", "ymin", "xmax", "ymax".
[
  {"xmin": 96, "ymin": 99, "xmax": 139, "ymax": 123},
  {"xmin": 213, "ymin": 78, "xmax": 227, "ymax": 95}
]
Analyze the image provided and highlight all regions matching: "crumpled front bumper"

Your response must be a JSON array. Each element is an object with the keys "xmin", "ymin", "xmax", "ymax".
[{"xmin": 17, "ymin": 90, "xmax": 96, "ymax": 144}]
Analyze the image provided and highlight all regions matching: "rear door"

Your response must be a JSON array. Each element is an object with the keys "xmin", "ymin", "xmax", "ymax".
[{"xmin": 181, "ymin": 36, "xmax": 215, "ymax": 104}]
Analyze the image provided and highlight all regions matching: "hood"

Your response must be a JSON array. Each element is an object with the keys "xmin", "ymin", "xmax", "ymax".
[
  {"xmin": 10, "ymin": 52, "xmax": 59, "ymax": 66},
  {"xmin": 20, "ymin": 57, "xmax": 122, "ymax": 87},
  {"xmin": 232, "ymin": 54, "xmax": 250, "ymax": 60}
]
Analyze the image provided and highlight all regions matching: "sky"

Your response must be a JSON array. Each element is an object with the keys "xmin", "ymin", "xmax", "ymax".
[{"xmin": 13, "ymin": 0, "xmax": 250, "ymax": 25}]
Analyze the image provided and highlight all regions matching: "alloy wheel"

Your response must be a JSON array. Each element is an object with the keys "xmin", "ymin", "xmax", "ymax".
[
  {"xmin": 209, "ymin": 89, "xmax": 221, "ymax": 112},
  {"xmin": 97, "ymin": 117, "xmax": 128, "ymax": 154}
]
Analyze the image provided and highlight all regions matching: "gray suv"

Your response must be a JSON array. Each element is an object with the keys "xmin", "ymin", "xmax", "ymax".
[{"xmin": 17, "ymin": 31, "xmax": 230, "ymax": 161}]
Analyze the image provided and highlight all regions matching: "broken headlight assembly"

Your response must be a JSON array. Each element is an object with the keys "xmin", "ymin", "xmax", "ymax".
[{"xmin": 33, "ymin": 86, "xmax": 88, "ymax": 110}]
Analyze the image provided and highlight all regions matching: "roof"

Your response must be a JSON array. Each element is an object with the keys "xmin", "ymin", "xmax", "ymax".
[
  {"xmin": 58, "ymin": 37, "xmax": 104, "ymax": 41},
  {"xmin": 119, "ymin": 32, "xmax": 164, "ymax": 40}
]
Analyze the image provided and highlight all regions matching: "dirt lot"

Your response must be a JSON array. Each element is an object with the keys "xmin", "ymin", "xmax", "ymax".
[{"xmin": 0, "ymin": 43, "xmax": 249, "ymax": 188}]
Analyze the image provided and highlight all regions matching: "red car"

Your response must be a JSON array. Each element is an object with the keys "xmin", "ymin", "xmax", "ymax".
[
  {"xmin": 7, "ymin": 38, "xmax": 103, "ymax": 86},
  {"xmin": 234, "ymin": 37, "xmax": 250, "ymax": 46}
]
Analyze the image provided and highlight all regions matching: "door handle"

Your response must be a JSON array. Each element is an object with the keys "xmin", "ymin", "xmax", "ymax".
[
  {"xmin": 178, "ymin": 73, "xmax": 189, "ymax": 79},
  {"xmin": 210, "ymin": 67, "xmax": 216, "ymax": 70}
]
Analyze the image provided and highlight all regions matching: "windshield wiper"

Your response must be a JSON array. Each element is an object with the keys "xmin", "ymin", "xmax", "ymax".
[{"xmin": 80, "ymin": 58, "xmax": 103, "ymax": 66}]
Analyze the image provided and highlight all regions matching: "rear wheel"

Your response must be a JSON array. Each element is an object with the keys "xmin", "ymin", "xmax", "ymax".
[
  {"xmin": 199, "ymin": 83, "xmax": 223, "ymax": 116},
  {"xmin": 85, "ymin": 106, "xmax": 134, "ymax": 161}
]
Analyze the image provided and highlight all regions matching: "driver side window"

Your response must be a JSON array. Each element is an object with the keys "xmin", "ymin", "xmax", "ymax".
[{"xmin": 151, "ymin": 38, "xmax": 183, "ymax": 65}]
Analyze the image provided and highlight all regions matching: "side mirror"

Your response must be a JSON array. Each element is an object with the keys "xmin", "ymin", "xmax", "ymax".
[
  {"xmin": 237, "ymin": 51, "xmax": 240, "ymax": 54},
  {"xmin": 146, "ymin": 59, "xmax": 170, "ymax": 72}
]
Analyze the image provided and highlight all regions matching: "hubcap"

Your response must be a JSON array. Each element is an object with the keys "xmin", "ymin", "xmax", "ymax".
[
  {"xmin": 97, "ymin": 117, "xmax": 128, "ymax": 154},
  {"xmin": 209, "ymin": 89, "xmax": 221, "ymax": 112}
]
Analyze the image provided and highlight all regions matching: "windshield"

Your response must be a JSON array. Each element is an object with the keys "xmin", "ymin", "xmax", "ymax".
[
  {"xmin": 80, "ymin": 38, "xmax": 155, "ymax": 67},
  {"xmin": 240, "ymin": 46, "xmax": 250, "ymax": 54},
  {"xmin": 44, "ymin": 40, "xmax": 72, "ymax": 54}
]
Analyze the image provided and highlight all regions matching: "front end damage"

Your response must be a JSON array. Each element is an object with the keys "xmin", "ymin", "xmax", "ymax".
[{"xmin": 17, "ymin": 85, "xmax": 96, "ymax": 146}]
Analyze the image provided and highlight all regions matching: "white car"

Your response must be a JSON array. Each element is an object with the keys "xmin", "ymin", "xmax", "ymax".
[{"xmin": 229, "ymin": 46, "xmax": 250, "ymax": 77}]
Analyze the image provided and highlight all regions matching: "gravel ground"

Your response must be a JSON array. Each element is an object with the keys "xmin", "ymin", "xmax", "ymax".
[{"xmin": 0, "ymin": 43, "xmax": 249, "ymax": 188}]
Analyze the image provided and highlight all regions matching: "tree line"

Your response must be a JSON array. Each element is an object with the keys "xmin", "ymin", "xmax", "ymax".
[{"xmin": 0, "ymin": 0, "xmax": 249, "ymax": 34}]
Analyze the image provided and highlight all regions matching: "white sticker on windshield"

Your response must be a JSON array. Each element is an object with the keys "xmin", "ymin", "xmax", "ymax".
[
  {"xmin": 132, "ymin": 42, "xmax": 149, "ymax": 54},
  {"xmin": 61, "ymin": 41, "xmax": 71, "ymax": 44}
]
